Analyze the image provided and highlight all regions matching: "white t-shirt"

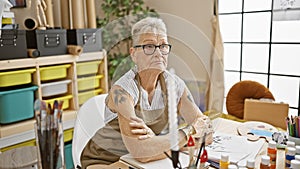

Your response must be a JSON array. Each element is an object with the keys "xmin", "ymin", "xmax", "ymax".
[{"xmin": 104, "ymin": 69, "xmax": 187, "ymax": 124}]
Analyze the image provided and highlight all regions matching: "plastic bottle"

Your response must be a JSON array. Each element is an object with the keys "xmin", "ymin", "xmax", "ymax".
[
  {"xmin": 286, "ymin": 141, "xmax": 296, "ymax": 152},
  {"xmin": 291, "ymin": 159, "xmax": 300, "ymax": 169},
  {"xmin": 295, "ymin": 154, "xmax": 300, "ymax": 161},
  {"xmin": 246, "ymin": 159, "xmax": 255, "ymax": 169},
  {"xmin": 267, "ymin": 140, "xmax": 277, "ymax": 169},
  {"xmin": 220, "ymin": 154, "xmax": 230, "ymax": 169},
  {"xmin": 286, "ymin": 147, "xmax": 296, "ymax": 168},
  {"xmin": 296, "ymin": 145, "xmax": 300, "ymax": 155},
  {"xmin": 260, "ymin": 155, "xmax": 270, "ymax": 169}
]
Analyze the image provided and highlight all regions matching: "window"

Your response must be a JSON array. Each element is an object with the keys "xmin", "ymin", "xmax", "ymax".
[{"xmin": 219, "ymin": 0, "xmax": 300, "ymax": 116}]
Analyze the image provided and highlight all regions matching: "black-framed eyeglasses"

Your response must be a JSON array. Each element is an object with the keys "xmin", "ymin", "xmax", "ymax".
[{"xmin": 134, "ymin": 44, "xmax": 172, "ymax": 55}]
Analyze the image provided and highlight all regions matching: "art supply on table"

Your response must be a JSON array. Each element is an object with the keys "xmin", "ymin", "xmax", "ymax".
[
  {"xmin": 34, "ymin": 99, "xmax": 65, "ymax": 169},
  {"xmin": 246, "ymin": 159, "xmax": 255, "ymax": 169},
  {"xmin": 219, "ymin": 153, "xmax": 230, "ymax": 169},
  {"xmin": 286, "ymin": 147, "xmax": 296, "ymax": 168},
  {"xmin": 237, "ymin": 121, "xmax": 277, "ymax": 142},
  {"xmin": 296, "ymin": 145, "xmax": 300, "ymax": 155},
  {"xmin": 291, "ymin": 159, "xmax": 300, "ymax": 169},
  {"xmin": 187, "ymin": 135, "xmax": 195, "ymax": 166},
  {"xmin": 267, "ymin": 140, "xmax": 277, "ymax": 169},
  {"xmin": 260, "ymin": 155, "xmax": 270, "ymax": 169}
]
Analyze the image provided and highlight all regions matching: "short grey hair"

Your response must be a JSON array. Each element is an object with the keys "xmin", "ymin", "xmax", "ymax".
[{"xmin": 131, "ymin": 17, "xmax": 167, "ymax": 46}]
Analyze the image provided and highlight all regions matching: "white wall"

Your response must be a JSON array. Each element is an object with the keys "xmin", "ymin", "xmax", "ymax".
[{"xmin": 95, "ymin": 0, "xmax": 215, "ymax": 81}]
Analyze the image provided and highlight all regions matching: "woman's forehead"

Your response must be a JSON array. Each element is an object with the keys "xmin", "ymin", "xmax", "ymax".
[{"xmin": 139, "ymin": 33, "xmax": 167, "ymax": 42}]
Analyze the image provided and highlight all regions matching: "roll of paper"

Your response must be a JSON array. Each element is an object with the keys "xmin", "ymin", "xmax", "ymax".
[
  {"xmin": 67, "ymin": 45, "xmax": 83, "ymax": 55},
  {"xmin": 86, "ymin": 0, "xmax": 97, "ymax": 28},
  {"xmin": 45, "ymin": 0, "xmax": 54, "ymax": 28},
  {"xmin": 52, "ymin": 0, "xmax": 62, "ymax": 28},
  {"xmin": 71, "ymin": 0, "xmax": 85, "ymax": 29},
  {"xmin": 60, "ymin": 0, "xmax": 70, "ymax": 29},
  {"xmin": 28, "ymin": 49, "xmax": 40, "ymax": 57}
]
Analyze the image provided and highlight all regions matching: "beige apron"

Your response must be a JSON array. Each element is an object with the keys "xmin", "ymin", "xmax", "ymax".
[{"xmin": 80, "ymin": 73, "xmax": 177, "ymax": 168}]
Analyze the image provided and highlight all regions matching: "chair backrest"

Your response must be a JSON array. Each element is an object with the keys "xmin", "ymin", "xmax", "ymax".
[{"xmin": 72, "ymin": 93, "xmax": 108, "ymax": 168}]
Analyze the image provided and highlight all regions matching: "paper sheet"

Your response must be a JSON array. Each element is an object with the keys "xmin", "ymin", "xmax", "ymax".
[{"xmin": 205, "ymin": 132, "xmax": 264, "ymax": 164}]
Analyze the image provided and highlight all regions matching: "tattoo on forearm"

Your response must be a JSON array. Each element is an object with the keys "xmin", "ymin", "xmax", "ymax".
[
  {"xmin": 187, "ymin": 93, "xmax": 193, "ymax": 102},
  {"xmin": 113, "ymin": 88, "xmax": 127, "ymax": 105}
]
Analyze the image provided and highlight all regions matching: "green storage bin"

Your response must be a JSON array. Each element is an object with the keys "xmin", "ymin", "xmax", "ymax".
[
  {"xmin": 0, "ymin": 86, "xmax": 38, "ymax": 124},
  {"xmin": 64, "ymin": 143, "xmax": 74, "ymax": 169}
]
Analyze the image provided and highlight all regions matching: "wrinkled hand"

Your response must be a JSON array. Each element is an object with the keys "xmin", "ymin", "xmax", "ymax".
[{"xmin": 129, "ymin": 116, "xmax": 155, "ymax": 140}]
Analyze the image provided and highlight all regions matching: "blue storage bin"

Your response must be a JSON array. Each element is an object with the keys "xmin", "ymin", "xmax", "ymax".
[
  {"xmin": 0, "ymin": 85, "xmax": 38, "ymax": 124},
  {"xmin": 64, "ymin": 143, "xmax": 74, "ymax": 169}
]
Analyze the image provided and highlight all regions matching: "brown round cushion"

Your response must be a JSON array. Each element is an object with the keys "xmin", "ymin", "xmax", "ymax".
[{"xmin": 226, "ymin": 80, "xmax": 275, "ymax": 119}]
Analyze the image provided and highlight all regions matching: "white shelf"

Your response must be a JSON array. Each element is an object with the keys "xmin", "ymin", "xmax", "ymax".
[{"xmin": 0, "ymin": 111, "xmax": 77, "ymax": 149}]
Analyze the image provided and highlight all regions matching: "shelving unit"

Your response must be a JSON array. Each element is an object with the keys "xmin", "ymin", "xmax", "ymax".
[{"xmin": 0, "ymin": 51, "xmax": 108, "ymax": 150}]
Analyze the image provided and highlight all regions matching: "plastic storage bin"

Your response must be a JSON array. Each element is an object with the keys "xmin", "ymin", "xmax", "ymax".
[
  {"xmin": 77, "ymin": 75, "xmax": 103, "ymax": 91},
  {"xmin": 78, "ymin": 89, "xmax": 103, "ymax": 105},
  {"xmin": 0, "ymin": 68, "xmax": 36, "ymax": 87},
  {"xmin": 0, "ymin": 85, "xmax": 38, "ymax": 124},
  {"xmin": 40, "ymin": 64, "xmax": 71, "ymax": 81},
  {"xmin": 44, "ymin": 95, "xmax": 73, "ymax": 110},
  {"xmin": 64, "ymin": 143, "xmax": 74, "ymax": 169},
  {"xmin": 41, "ymin": 79, "xmax": 71, "ymax": 97},
  {"xmin": 76, "ymin": 60, "xmax": 101, "ymax": 76}
]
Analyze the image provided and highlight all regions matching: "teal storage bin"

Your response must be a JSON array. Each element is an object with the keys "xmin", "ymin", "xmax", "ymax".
[
  {"xmin": 64, "ymin": 143, "xmax": 74, "ymax": 169},
  {"xmin": 0, "ymin": 85, "xmax": 38, "ymax": 124}
]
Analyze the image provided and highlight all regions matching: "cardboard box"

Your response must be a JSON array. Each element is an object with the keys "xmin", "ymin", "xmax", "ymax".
[{"xmin": 244, "ymin": 99, "xmax": 289, "ymax": 129}]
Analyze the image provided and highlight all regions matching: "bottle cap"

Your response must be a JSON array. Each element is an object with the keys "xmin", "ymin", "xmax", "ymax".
[
  {"xmin": 247, "ymin": 159, "xmax": 255, "ymax": 168},
  {"xmin": 296, "ymin": 145, "xmax": 300, "ymax": 154},
  {"xmin": 261, "ymin": 155, "xmax": 270, "ymax": 165},
  {"xmin": 291, "ymin": 159, "xmax": 300, "ymax": 168},
  {"xmin": 268, "ymin": 140, "xmax": 276, "ymax": 149},
  {"xmin": 287, "ymin": 147, "xmax": 297, "ymax": 156},
  {"xmin": 287, "ymin": 141, "xmax": 296, "ymax": 148},
  {"xmin": 228, "ymin": 164, "xmax": 238, "ymax": 169},
  {"xmin": 221, "ymin": 154, "xmax": 229, "ymax": 162},
  {"xmin": 295, "ymin": 154, "xmax": 300, "ymax": 161}
]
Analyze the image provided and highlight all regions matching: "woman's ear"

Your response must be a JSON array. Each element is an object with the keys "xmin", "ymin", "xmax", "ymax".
[{"xmin": 130, "ymin": 47, "xmax": 137, "ymax": 63}]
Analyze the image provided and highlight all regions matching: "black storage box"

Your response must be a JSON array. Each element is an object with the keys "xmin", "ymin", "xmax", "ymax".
[
  {"xmin": 67, "ymin": 28, "xmax": 102, "ymax": 53},
  {"xmin": 26, "ymin": 29, "xmax": 68, "ymax": 57},
  {"xmin": 0, "ymin": 29, "xmax": 27, "ymax": 60}
]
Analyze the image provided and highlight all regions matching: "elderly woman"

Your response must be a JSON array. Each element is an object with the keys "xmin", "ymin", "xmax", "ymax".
[{"xmin": 80, "ymin": 17, "xmax": 213, "ymax": 168}]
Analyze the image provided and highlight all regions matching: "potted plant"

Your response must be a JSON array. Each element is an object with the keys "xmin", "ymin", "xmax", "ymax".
[{"xmin": 97, "ymin": 0, "xmax": 158, "ymax": 84}]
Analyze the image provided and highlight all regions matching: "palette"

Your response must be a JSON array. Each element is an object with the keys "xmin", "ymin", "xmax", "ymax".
[{"xmin": 237, "ymin": 121, "xmax": 278, "ymax": 142}]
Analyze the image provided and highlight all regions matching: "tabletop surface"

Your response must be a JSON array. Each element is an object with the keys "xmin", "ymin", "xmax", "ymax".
[{"xmin": 88, "ymin": 118, "xmax": 286, "ymax": 169}]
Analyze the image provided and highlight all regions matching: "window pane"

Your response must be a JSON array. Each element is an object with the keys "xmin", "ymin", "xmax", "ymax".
[
  {"xmin": 218, "ymin": 0, "xmax": 242, "ymax": 13},
  {"xmin": 224, "ymin": 43, "xmax": 241, "ymax": 71},
  {"xmin": 224, "ymin": 72, "xmax": 240, "ymax": 96},
  {"xmin": 270, "ymin": 44, "xmax": 300, "ymax": 76},
  {"xmin": 272, "ymin": 20, "xmax": 300, "ymax": 42},
  {"xmin": 269, "ymin": 75, "xmax": 299, "ymax": 107},
  {"xmin": 242, "ymin": 44, "xmax": 269, "ymax": 73},
  {"xmin": 219, "ymin": 14, "xmax": 242, "ymax": 42},
  {"xmin": 289, "ymin": 108, "xmax": 298, "ymax": 117},
  {"xmin": 243, "ymin": 12, "xmax": 271, "ymax": 42},
  {"xmin": 244, "ymin": 0, "xmax": 272, "ymax": 12},
  {"xmin": 241, "ymin": 73, "xmax": 268, "ymax": 86}
]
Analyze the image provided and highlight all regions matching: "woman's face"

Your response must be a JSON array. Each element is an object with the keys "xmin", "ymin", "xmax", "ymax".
[{"xmin": 130, "ymin": 33, "xmax": 169, "ymax": 72}]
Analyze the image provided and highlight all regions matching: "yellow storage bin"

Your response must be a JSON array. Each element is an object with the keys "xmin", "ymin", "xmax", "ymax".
[
  {"xmin": 0, "ymin": 139, "xmax": 36, "ymax": 152},
  {"xmin": 44, "ymin": 95, "xmax": 73, "ymax": 110},
  {"xmin": 64, "ymin": 128, "xmax": 74, "ymax": 143},
  {"xmin": 77, "ymin": 75, "xmax": 103, "ymax": 91},
  {"xmin": 40, "ymin": 64, "xmax": 71, "ymax": 81},
  {"xmin": 78, "ymin": 89, "xmax": 103, "ymax": 105},
  {"xmin": 76, "ymin": 60, "xmax": 101, "ymax": 76},
  {"xmin": 0, "ymin": 68, "xmax": 35, "ymax": 87}
]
